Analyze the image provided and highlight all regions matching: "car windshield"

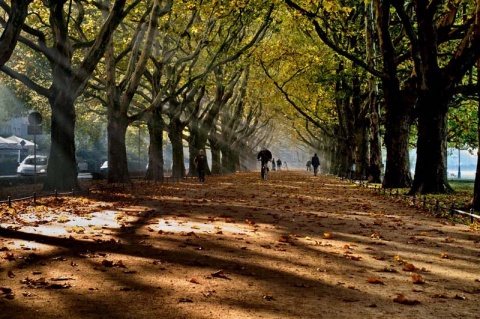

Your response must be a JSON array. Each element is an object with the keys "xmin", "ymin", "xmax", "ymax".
[{"xmin": 24, "ymin": 157, "xmax": 47, "ymax": 165}]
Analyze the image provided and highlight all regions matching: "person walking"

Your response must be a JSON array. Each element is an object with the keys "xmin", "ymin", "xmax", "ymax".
[
  {"xmin": 276, "ymin": 158, "xmax": 282, "ymax": 171},
  {"xmin": 311, "ymin": 153, "xmax": 320, "ymax": 176},
  {"xmin": 194, "ymin": 149, "xmax": 208, "ymax": 182}
]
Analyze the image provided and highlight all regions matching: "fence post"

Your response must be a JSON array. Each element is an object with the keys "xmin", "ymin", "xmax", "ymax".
[
  {"xmin": 8, "ymin": 196, "xmax": 11, "ymax": 208},
  {"xmin": 450, "ymin": 203, "xmax": 455, "ymax": 218},
  {"xmin": 470, "ymin": 208, "xmax": 475, "ymax": 224},
  {"xmin": 423, "ymin": 196, "xmax": 427, "ymax": 209},
  {"xmin": 435, "ymin": 199, "xmax": 439, "ymax": 214},
  {"xmin": 412, "ymin": 195, "xmax": 416, "ymax": 206},
  {"xmin": 33, "ymin": 192, "xmax": 37, "ymax": 205},
  {"xmin": 72, "ymin": 189, "xmax": 74, "ymax": 196}
]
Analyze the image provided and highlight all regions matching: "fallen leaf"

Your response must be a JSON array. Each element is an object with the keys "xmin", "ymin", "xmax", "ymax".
[
  {"xmin": 402, "ymin": 263, "xmax": 417, "ymax": 271},
  {"xmin": 411, "ymin": 274, "xmax": 425, "ymax": 284},
  {"xmin": 323, "ymin": 232, "xmax": 332, "ymax": 239},
  {"xmin": 179, "ymin": 297, "xmax": 193, "ymax": 303},
  {"xmin": 211, "ymin": 269, "xmax": 231, "ymax": 280},
  {"xmin": 123, "ymin": 270, "xmax": 137, "ymax": 274},
  {"xmin": 393, "ymin": 294, "xmax": 420, "ymax": 305},
  {"xmin": 47, "ymin": 283, "xmax": 72, "ymax": 289},
  {"xmin": 102, "ymin": 259, "xmax": 114, "ymax": 267},
  {"xmin": 4, "ymin": 293, "xmax": 14, "ymax": 300},
  {"xmin": 367, "ymin": 277, "xmax": 384, "ymax": 285},
  {"xmin": 0, "ymin": 287, "xmax": 12, "ymax": 294},
  {"xmin": 4, "ymin": 253, "xmax": 15, "ymax": 261},
  {"xmin": 51, "ymin": 277, "xmax": 74, "ymax": 281},
  {"xmin": 377, "ymin": 267, "xmax": 397, "ymax": 273}
]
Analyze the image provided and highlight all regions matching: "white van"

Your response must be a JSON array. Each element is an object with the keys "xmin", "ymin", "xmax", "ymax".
[{"xmin": 17, "ymin": 155, "xmax": 48, "ymax": 176}]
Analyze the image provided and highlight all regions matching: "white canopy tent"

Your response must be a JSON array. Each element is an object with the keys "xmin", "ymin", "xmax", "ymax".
[
  {"xmin": 0, "ymin": 136, "xmax": 20, "ymax": 149},
  {"xmin": 5, "ymin": 135, "xmax": 37, "ymax": 150}
]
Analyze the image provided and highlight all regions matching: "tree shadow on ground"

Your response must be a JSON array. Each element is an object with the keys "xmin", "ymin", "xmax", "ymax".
[{"xmin": 1, "ymin": 171, "xmax": 480, "ymax": 319}]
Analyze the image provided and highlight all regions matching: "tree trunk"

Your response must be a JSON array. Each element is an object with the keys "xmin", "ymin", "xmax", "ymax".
[
  {"xmin": 44, "ymin": 93, "xmax": 80, "ymax": 191},
  {"xmin": 473, "ymin": 62, "xmax": 480, "ymax": 210},
  {"xmin": 334, "ymin": 65, "xmax": 355, "ymax": 178},
  {"xmin": 368, "ymin": 98, "xmax": 382, "ymax": 183},
  {"xmin": 382, "ymin": 92, "xmax": 412, "ymax": 188},
  {"xmin": 188, "ymin": 117, "xmax": 211, "ymax": 177},
  {"xmin": 210, "ymin": 142, "xmax": 221, "ymax": 174},
  {"xmin": 355, "ymin": 124, "xmax": 368, "ymax": 179},
  {"xmin": 409, "ymin": 93, "xmax": 453, "ymax": 194},
  {"xmin": 107, "ymin": 109, "xmax": 130, "ymax": 183},
  {"xmin": 145, "ymin": 109, "xmax": 164, "ymax": 181},
  {"xmin": 168, "ymin": 119, "xmax": 186, "ymax": 179},
  {"xmin": 366, "ymin": 0, "xmax": 382, "ymax": 183},
  {"xmin": 221, "ymin": 147, "xmax": 237, "ymax": 173},
  {"xmin": 374, "ymin": 0, "xmax": 413, "ymax": 189}
]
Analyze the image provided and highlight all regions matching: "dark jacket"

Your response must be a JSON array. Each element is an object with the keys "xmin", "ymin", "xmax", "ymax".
[
  {"xmin": 194, "ymin": 154, "xmax": 208, "ymax": 170},
  {"xmin": 257, "ymin": 149, "xmax": 272, "ymax": 164},
  {"xmin": 311, "ymin": 155, "xmax": 320, "ymax": 167}
]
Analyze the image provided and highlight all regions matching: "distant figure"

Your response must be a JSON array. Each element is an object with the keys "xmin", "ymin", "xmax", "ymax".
[
  {"xmin": 276, "ymin": 158, "xmax": 282, "ymax": 170},
  {"xmin": 194, "ymin": 149, "xmax": 208, "ymax": 182},
  {"xmin": 284, "ymin": 162, "xmax": 288, "ymax": 170},
  {"xmin": 272, "ymin": 158, "xmax": 276, "ymax": 171},
  {"xmin": 257, "ymin": 148, "xmax": 273, "ymax": 167},
  {"xmin": 311, "ymin": 153, "xmax": 320, "ymax": 176},
  {"xmin": 306, "ymin": 160, "xmax": 311, "ymax": 171}
]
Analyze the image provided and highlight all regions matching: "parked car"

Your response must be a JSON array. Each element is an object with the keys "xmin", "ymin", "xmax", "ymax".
[
  {"xmin": 17, "ymin": 155, "xmax": 48, "ymax": 176},
  {"xmin": 100, "ymin": 161, "xmax": 108, "ymax": 175}
]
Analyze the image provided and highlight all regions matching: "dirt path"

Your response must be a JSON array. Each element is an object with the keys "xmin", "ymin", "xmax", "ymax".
[{"xmin": 1, "ymin": 171, "xmax": 480, "ymax": 319}]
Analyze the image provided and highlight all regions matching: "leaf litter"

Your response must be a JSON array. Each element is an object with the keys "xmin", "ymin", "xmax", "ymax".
[{"xmin": 1, "ymin": 172, "xmax": 480, "ymax": 318}]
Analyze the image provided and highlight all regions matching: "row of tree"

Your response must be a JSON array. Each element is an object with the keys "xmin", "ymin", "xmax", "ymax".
[
  {"xmin": 1, "ymin": 1, "xmax": 479, "ymax": 204},
  {"xmin": 0, "ymin": 0, "xmax": 280, "ymax": 190},
  {"xmin": 263, "ymin": 0, "xmax": 480, "ymax": 199}
]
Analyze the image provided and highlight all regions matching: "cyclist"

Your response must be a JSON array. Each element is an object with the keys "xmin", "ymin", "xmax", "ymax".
[{"xmin": 257, "ymin": 148, "xmax": 273, "ymax": 179}]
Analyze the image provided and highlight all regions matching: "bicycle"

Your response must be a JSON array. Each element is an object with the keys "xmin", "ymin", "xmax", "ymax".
[{"xmin": 260, "ymin": 161, "xmax": 269, "ymax": 180}]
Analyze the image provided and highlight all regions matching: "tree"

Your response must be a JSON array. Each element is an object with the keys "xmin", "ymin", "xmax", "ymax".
[
  {"xmin": 406, "ymin": 1, "xmax": 480, "ymax": 194},
  {"xmin": 101, "ymin": 0, "xmax": 172, "ymax": 183},
  {"xmin": 187, "ymin": 65, "xmax": 242, "ymax": 175},
  {"xmin": 0, "ymin": 0, "xmax": 32, "ymax": 66},
  {"xmin": 142, "ymin": 0, "xmax": 274, "ymax": 179},
  {"xmin": 473, "ymin": 61, "xmax": 480, "ymax": 210},
  {"xmin": 0, "ymin": 1, "xmax": 137, "ymax": 190},
  {"xmin": 285, "ymin": 0, "xmax": 394, "ymax": 185}
]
